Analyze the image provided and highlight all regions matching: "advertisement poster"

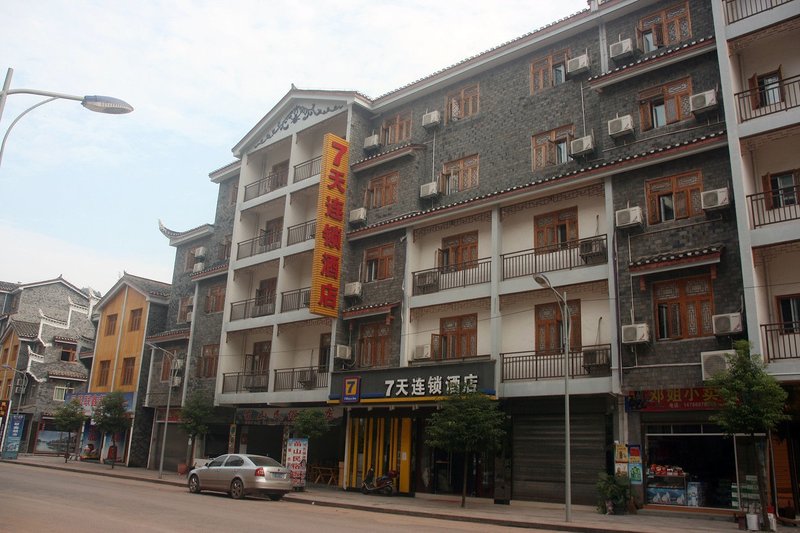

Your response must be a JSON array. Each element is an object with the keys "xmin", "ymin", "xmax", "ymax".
[
  {"xmin": 628, "ymin": 445, "xmax": 643, "ymax": 485},
  {"xmin": 34, "ymin": 429, "xmax": 77, "ymax": 455},
  {"xmin": 2, "ymin": 414, "xmax": 25, "ymax": 459},
  {"xmin": 286, "ymin": 438, "xmax": 308, "ymax": 489}
]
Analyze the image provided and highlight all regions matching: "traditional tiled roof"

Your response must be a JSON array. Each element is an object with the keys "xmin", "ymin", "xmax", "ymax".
[
  {"xmin": 190, "ymin": 262, "xmax": 228, "ymax": 281},
  {"xmin": 629, "ymin": 245, "xmax": 724, "ymax": 273},
  {"xmin": 146, "ymin": 328, "xmax": 191, "ymax": 343},
  {"xmin": 350, "ymin": 143, "xmax": 425, "ymax": 170},
  {"xmin": 158, "ymin": 219, "xmax": 214, "ymax": 244},
  {"xmin": 0, "ymin": 281, "xmax": 19, "ymax": 292},
  {"xmin": 48, "ymin": 367, "xmax": 88, "ymax": 380},
  {"xmin": 122, "ymin": 272, "xmax": 171, "ymax": 298},
  {"xmin": 53, "ymin": 335, "xmax": 78, "ymax": 344},
  {"xmin": 209, "ymin": 160, "xmax": 240, "ymax": 177},
  {"xmin": 342, "ymin": 301, "xmax": 400, "ymax": 320},
  {"xmin": 10, "ymin": 319, "xmax": 39, "ymax": 340}
]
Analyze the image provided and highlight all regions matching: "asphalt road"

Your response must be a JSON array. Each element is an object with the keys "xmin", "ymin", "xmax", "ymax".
[{"xmin": 0, "ymin": 462, "xmax": 533, "ymax": 533}]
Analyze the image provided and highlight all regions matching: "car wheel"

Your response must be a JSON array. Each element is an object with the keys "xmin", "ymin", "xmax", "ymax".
[
  {"xmin": 230, "ymin": 478, "xmax": 245, "ymax": 500},
  {"xmin": 188, "ymin": 474, "xmax": 201, "ymax": 494},
  {"xmin": 268, "ymin": 493, "xmax": 283, "ymax": 501}
]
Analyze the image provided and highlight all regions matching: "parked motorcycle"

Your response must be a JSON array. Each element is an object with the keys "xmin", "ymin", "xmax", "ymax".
[{"xmin": 361, "ymin": 466, "xmax": 397, "ymax": 495}]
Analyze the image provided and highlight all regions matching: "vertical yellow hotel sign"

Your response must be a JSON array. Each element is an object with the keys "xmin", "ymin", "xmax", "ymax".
[{"xmin": 310, "ymin": 133, "xmax": 350, "ymax": 318}]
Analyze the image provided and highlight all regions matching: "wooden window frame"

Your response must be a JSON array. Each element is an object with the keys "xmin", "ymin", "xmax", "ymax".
[
  {"xmin": 645, "ymin": 171, "xmax": 703, "ymax": 224},
  {"xmin": 440, "ymin": 154, "xmax": 479, "ymax": 195},
  {"xmin": 653, "ymin": 275, "xmax": 714, "ymax": 340},
  {"xmin": 128, "ymin": 308, "xmax": 142, "ymax": 332},
  {"xmin": 534, "ymin": 207, "xmax": 579, "ymax": 250},
  {"xmin": 639, "ymin": 77, "xmax": 692, "ymax": 131},
  {"xmin": 160, "ymin": 351, "xmax": 174, "ymax": 382},
  {"xmin": 438, "ymin": 231, "xmax": 479, "ymax": 272},
  {"xmin": 104, "ymin": 314, "xmax": 118, "ymax": 336},
  {"xmin": 97, "ymin": 360, "xmax": 110, "ymax": 387},
  {"xmin": 184, "ymin": 248, "xmax": 197, "ymax": 273},
  {"xmin": 366, "ymin": 172, "xmax": 398, "ymax": 209},
  {"xmin": 200, "ymin": 344, "xmax": 219, "ymax": 378},
  {"xmin": 748, "ymin": 67, "xmax": 785, "ymax": 110},
  {"xmin": 178, "ymin": 297, "xmax": 194, "ymax": 323},
  {"xmin": 121, "ymin": 357, "xmax": 136, "ymax": 386},
  {"xmin": 532, "ymin": 125, "xmax": 574, "ymax": 170},
  {"xmin": 530, "ymin": 49, "xmax": 570, "ymax": 95},
  {"xmin": 53, "ymin": 385, "xmax": 73, "ymax": 402},
  {"xmin": 637, "ymin": 2, "xmax": 691, "ymax": 52},
  {"xmin": 59, "ymin": 344, "xmax": 77, "ymax": 362},
  {"xmin": 762, "ymin": 168, "xmax": 799, "ymax": 210},
  {"xmin": 358, "ymin": 321, "xmax": 391, "ymax": 368},
  {"xmin": 205, "ymin": 284, "xmax": 226, "ymax": 314},
  {"xmin": 439, "ymin": 314, "xmax": 478, "ymax": 359},
  {"xmin": 535, "ymin": 300, "xmax": 581, "ymax": 353},
  {"xmin": 218, "ymin": 235, "xmax": 232, "ymax": 261},
  {"xmin": 381, "ymin": 111, "xmax": 412, "ymax": 145},
  {"xmin": 248, "ymin": 341, "xmax": 271, "ymax": 374},
  {"xmin": 446, "ymin": 83, "xmax": 479, "ymax": 122},
  {"xmin": 364, "ymin": 243, "xmax": 394, "ymax": 283}
]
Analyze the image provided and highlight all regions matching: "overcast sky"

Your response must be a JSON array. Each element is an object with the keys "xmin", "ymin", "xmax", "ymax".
[{"xmin": 0, "ymin": 0, "xmax": 587, "ymax": 294}]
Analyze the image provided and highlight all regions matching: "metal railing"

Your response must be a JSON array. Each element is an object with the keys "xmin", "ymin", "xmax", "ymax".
[
  {"xmin": 501, "ymin": 344, "xmax": 612, "ymax": 381},
  {"xmin": 293, "ymin": 156, "xmax": 322, "ymax": 183},
  {"xmin": 762, "ymin": 322, "xmax": 800, "ymax": 362},
  {"xmin": 273, "ymin": 366, "xmax": 328, "ymax": 391},
  {"xmin": 243, "ymin": 168, "xmax": 289, "ymax": 202},
  {"xmin": 237, "ymin": 231, "xmax": 282, "ymax": 260},
  {"xmin": 501, "ymin": 235, "xmax": 607, "ymax": 280},
  {"xmin": 736, "ymin": 73, "xmax": 800, "ymax": 123},
  {"xmin": 221, "ymin": 371, "xmax": 270, "ymax": 393},
  {"xmin": 286, "ymin": 219, "xmax": 316, "ymax": 246},
  {"xmin": 748, "ymin": 185, "xmax": 800, "ymax": 227},
  {"xmin": 724, "ymin": 0, "xmax": 793, "ymax": 24},
  {"xmin": 229, "ymin": 296, "xmax": 276, "ymax": 321},
  {"xmin": 281, "ymin": 287, "xmax": 311, "ymax": 312},
  {"xmin": 411, "ymin": 257, "xmax": 491, "ymax": 296}
]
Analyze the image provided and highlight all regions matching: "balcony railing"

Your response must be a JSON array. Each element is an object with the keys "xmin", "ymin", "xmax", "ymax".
[
  {"xmin": 273, "ymin": 366, "xmax": 329, "ymax": 391},
  {"xmin": 221, "ymin": 371, "xmax": 270, "ymax": 393},
  {"xmin": 736, "ymin": 73, "xmax": 800, "ymax": 123},
  {"xmin": 281, "ymin": 287, "xmax": 311, "ymax": 312},
  {"xmin": 243, "ymin": 168, "xmax": 289, "ymax": 202},
  {"xmin": 293, "ymin": 156, "xmax": 322, "ymax": 183},
  {"xmin": 762, "ymin": 322, "xmax": 800, "ymax": 362},
  {"xmin": 411, "ymin": 257, "xmax": 491, "ymax": 296},
  {"xmin": 229, "ymin": 296, "xmax": 276, "ymax": 321},
  {"xmin": 501, "ymin": 235, "xmax": 608, "ymax": 280},
  {"xmin": 286, "ymin": 219, "xmax": 316, "ymax": 246},
  {"xmin": 237, "ymin": 231, "xmax": 282, "ymax": 260},
  {"xmin": 501, "ymin": 344, "xmax": 612, "ymax": 381},
  {"xmin": 748, "ymin": 185, "xmax": 800, "ymax": 227},
  {"xmin": 724, "ymin": 0, "xmax": 793, "ymax": 24}
]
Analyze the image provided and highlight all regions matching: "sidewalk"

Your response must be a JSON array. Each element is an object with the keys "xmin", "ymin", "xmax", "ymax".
[{"xmin": 2, "ymin": 454, "xmax": 784, "ymax": 532}]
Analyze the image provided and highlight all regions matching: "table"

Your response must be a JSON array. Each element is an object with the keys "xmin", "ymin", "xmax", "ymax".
[{"xmin": 311, "ymin": 466, "xmax": 339, "ymax": 486}]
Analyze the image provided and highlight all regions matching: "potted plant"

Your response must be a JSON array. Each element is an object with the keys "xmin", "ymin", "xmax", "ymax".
[{"xmin": 596, "ymin": 472, "xmax": 631, "ymax": 514}]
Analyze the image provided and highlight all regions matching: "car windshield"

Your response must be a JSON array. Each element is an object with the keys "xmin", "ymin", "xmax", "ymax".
[{"xmin": 247, "ymin": 455, "xmax": 282, "ymax": 467}]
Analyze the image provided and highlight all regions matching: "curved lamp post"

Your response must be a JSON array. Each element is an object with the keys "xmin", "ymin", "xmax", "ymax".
[
  {"xmin": 146, "ymin": 343, "xmax": 184, "ymax": 480},
  {"xmin": 0, "ymin": 67, "xmax": 133, "ymax": 169},
  {"xmin": 532, "ymin": 273, "xmax": 572, "ymax": 522}
]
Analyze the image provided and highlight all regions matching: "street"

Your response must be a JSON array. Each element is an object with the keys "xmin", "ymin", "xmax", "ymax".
[{"xmin": 0, "ymin": 462, "xmax": 529, "ymax": 533}]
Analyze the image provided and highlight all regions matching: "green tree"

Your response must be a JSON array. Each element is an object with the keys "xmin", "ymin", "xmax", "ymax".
[
  {"xmin": 53, "ymin": 399, "xmax": 86, "ymax": 463},
  {"xmin": 178, "ymin": 390, "xmax": 214, "ymax": 466},
  {"xmin": 424, "ymin": 389, "xmax": 507, "ymax": 508},
  {"xmin": 291, "ymin": 408, "xmax": 329, "ymax": 440},
  {"xmin": 708, "ymin": 340, "xmax": 789, "ymax": 530},
  {"xmin": 93, "ymin": 391, "xmax": 131, "ymax": 469}
]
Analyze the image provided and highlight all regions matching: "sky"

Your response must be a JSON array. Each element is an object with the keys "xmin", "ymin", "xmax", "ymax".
[{"xmin": 0, "ymin": 0, "xmax": 588, "ymax": 294}]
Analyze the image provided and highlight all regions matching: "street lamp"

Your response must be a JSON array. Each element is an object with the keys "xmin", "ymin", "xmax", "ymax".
[
  {"xmin": 0, "ymin": 364, "xmax": 28, "ymax": 458},
  {"xmin": 146, "ymin": 343, "xmax": 183, "ymax": 479},
  {"xmin": 0, "ymin": 67, "xmax": 133, "ymax": 169},
  {"xmin": 532, "ymin": 273, "xmax": 572, "ymax": 522}
]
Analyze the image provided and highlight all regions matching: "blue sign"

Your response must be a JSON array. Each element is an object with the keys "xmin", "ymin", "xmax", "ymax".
[{"xmin": 2, "ymin": 414, "xmax": 26, "ymax": 459}]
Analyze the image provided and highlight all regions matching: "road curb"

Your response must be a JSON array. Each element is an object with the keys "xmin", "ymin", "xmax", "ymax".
[{"xmin": 2, "ymin": 459, "xmax": 185, "ymax": 487}]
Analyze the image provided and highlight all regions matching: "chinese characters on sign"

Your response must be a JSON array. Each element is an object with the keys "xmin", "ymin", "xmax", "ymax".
[
  {"xmin": 310, "ymin": 133, "xmax": 350, "ymax": 318},
  {"xmin": 286, "ymin": 437, "xmax": 309, "ymax": 489},
  {"xmin": 383, "ymin": 373, "xmax": 478, "ymax": 398},
  {"xmin": 625, "ymin": 387, "xmax": 722, "ymax": 412}
]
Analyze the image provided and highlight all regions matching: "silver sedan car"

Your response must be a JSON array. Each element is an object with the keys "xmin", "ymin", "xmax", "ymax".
[{"xmin": 188, "ymin": 454, "xmax": 291, "ymax": 500}]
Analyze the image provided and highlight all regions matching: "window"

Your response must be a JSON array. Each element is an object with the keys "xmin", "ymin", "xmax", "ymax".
[
  {"xmin": 59, "ymin": 344, "xmax": 76, "ymax": 362},
  {"xmin": 446, "ymin": 83, "xmax": 479, "ymax": 122},
  {"xmin": 218, "ymin": 235, "xmax": 232, "ymax": 261},
  {"xmin": 748, "ymin": 69, "xmax": 784, "ymax": 110},
  {"xmin": 205, "ymin": 284, "xmax": 226, "ymax": 314},
  {"xmin": 639, "ymin": 77, "xmax": 692, "ymax": 131},
  {"xmin": 104, "ymin": 314, "xmax": 118, "ymax": 336},
  {"xmin": 179, "ymin": 297, "xmax": 194, "ymax": 323},
  {"xmin": 638, "ymin": 2, "xmax": 691, "ymax": 52},
  {"xmin": 381, "ymin": 111, "xmax": 412, "ymax": 145},
  {"xmin": 200, "ymin": 344, "xmax": 219, "ymax": 378},
  {"xmin": 654, "ymin": 276, "xmax": 714, "ymax": 340},
  {"xmin": 530, "ymin": 49, "xmax": 569, "ymax": 95},
  {"xmin": 778, "ymin": 295, "xmax": 800, "ymax": 333},
  {"xmin": 358, "ymin": 322, "xmax": 390, "ymax": 368},
  {"xmin": 128, "ymin": 308, "xmax": 142, "ymax": 332},
  {"xmin": 229, "ymin": 182, "xmax": 238, "ymax": 206},
  {"xmin": 763, "ymin": 169, "xmax": 799, "ymax": 209},
  {"xmin": 121, "ymin": 357, "xmax": 136, "ymax": 386},
  {"xmin": 160, "ymin": 351, "xmax": 174, "ymax": 382},
  {"xmin": 438, "ymin": 314, "xmax": 477, "ymax": 359},
  {"xmin": 366, "ymin": 172, "xmax": 398, "ymax": 209},
  {"xmin": 440, "ymin": 155, "xmax": 479, "ymax": 194},
  {"xmin": 97, "ymin": 360, "xmax": 110, "ymax": 387},
  {"xmin": 535, "ymin": 300, "xmax": 581, "ymax": 352},
  {"xmin": 247, "ymin": 341, "xmax": 271, "ymax": 374},
  {"xmin": 1, "ymin": 348, "xmax": 8, "ymax": 365},
  {"xmin": 646, "ymin": 171, "xmax": 703, "ymax": 224},
  {"xmin": 364, "ymin": 244, "xmax": 394, "ymax": 282},
  {"xmin": 53, "ymin": 385, "xmax": 73, "ymax": 402},
  {"xmin": 534, "ymin": 207, "xmax": 579, "ymax": 249},
  {"xmin": 532, "ymin": 125, "xmax": 574, "ymax": 170},
  {"xmin": 184, "ymin": 248, "xmax": 197, "ymax": 272},
  {"xmin": 438, "ymin": 231, "xmax": 478, "ymax": 271}
]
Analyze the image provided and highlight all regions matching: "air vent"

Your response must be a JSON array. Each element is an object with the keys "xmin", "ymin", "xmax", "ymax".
[
  {"xmin": 690, "ymin": 90, "xmax": 718, "ymax": 115},
  {"xmin": 422, "ymin": 110, "xmax": 441, "ymax": 128},
  {"xmin": 713, "ymin": 313, "xmax": 743, "ymax": 336},
  {"xmin": 570, "ymin": 135, "xmax": 594, "ymax": 157},
  {"xmin": 608, "ymin": 115, "xmax": 634, "ymax": 138},
  {"xmin": 701, "ymin": 350, "xmax": 734, "ymax": 381},
  {"xmin": 615, "ymin": 206, "xmax": 643, "ymax": 228},
  {"xmin": 334, "ymin": 344, "xmax": 352, "ymax": 360},
  {"xmin": 413, "ymin": 344, "xmax": 431, "ymax": 361},
  {"xmin": 566, "ymin": 54, "xmax": 590, "ymax": 75},
  {"xmin": 609, "ymin": 38, "xmax": 634, "ymax": 61},
  {"xmin": 349, "ymin": 207, "xmax": 367, "ymax": 224},
  {"xmin": 420, "ymin": 182, "xmax": 439, "ymax": 199},
  {"xmin": 344, "ymin": 281, "xmax": 362, "ymax": 298},
  {"xmin": 621, "ymin": 323, "xmax": 650, "ymax": 344},
  {"xmin": 701, "ymin": 188, "xmax": 730, "ymax": 210},
  {"xmin": 363, "ymin": 134, "xmax": 380, "ymax": 150}
]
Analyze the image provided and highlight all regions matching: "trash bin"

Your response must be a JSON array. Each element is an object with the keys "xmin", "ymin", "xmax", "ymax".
[{"xmin": 746, "ymin": 513, "xmax": 759, "ymax": 531}]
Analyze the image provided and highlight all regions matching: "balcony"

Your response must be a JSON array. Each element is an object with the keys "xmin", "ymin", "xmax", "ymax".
[
  {"xmin": 286, "ymin": 219, "xmax": 316, "ymax": 246},
  {"xmin": 411, "ymin": 258, "xmax": 491, "ymax": 296},
  {"xmin": 221, "ymin": 371, "xmax": 270, "ymax": 393},
  {"xmin": 762, "ymin": 322, "xmax": 800, "ymax": 361},
  {"xmin": 501, "ymin": 344, "xmax": 612, "ymax": 381},
  {"xmin": 724, "ymin": 0, "xmax": 793, "ymax": 24},
  {"xmin": 281, "ymin": 287, "xmax": 311, "ymax": 312},
  {"xmin": 237, "ymin": 231, "xmax": 282, "ymax": 260},
  {"xmin": 293, "ymin": 156, "xmax": 322, "ymax": 183},
  {"xmin": 736, "ymin": 73, "xmax": 800, "ymax": 123},
  {"xmin": 243, "ymin": 168, "xmax": 289, "ymax": 202},
  {"xmin": 230, "ymin": 296, "xmax": 276, "ymax": 321},
  {"xmin": 748, "ymin": 185, "xmax": 800, "ymax": 227},
  {"xmin": 501, "ymin": 235, "xmax": 608, "ymax": 280},
  {"xmin": 273, "ymin": 366, "xmax": 329, "ymax": 391}
]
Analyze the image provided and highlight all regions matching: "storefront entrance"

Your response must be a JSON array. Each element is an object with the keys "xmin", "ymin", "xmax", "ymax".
[{"xmin": 345, "ymin": 413, "xmax": 413, "ymax": 494}]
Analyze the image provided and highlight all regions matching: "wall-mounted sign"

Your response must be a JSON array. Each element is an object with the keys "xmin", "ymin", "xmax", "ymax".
[
  {"xmin": 384, "ymin": 373, "xmax": 477, "ymax": 398},
  {"xmin": 625, "ymin": 387, "xmax": 722, "ymax": 412},
  {"xmin": 342, "ymin": 377, "xmax": 361, "ymax": 403}
]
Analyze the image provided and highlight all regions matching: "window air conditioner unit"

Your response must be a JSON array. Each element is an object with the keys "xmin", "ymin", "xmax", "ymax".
[
  {"xmin": 615, "ymin": 206, "xmax": 643, "ymax": 228},
  {"xmin": 690, "ymin": 90, "xmax": 718, "ymax": 115},
  {"xmin": 701, "ymin": 350, "xmax": 734, "ymax": 381},
  {"xmin": 566, "ymin": 54, "xmax": 590, "ymax": 76},
  {"xmin": 608, "ymin": 115, "xmax": 634, "ymax": 138},
  {"xmin": 420, "ymin": 182, "xmax": 439, "ymax": 199},
  {"xmin": 349, "ymin": 207, "xmax": 367, "ymax": 224},
  {"xmin": 621, "ymin": 323, "xmax": 650, "ymax": 344},
  {"xmin": 185, "ymin": 311, "xmax": 193, "ymax": 322},
  {"xmin": 413, "ymin": 344, "xmax": 431, "ymax": 361},
  {"xmin": 570, "ymin": 135, "xmax": 594, "ymax": 157},
  {"xmin": 192, "ymin": 262, "xmax": 205, "ymax": 273},
  {"xmin": 713, "ymin": 313, "xmax": 743, "ymax": 336},
  {"xmin": 701, "ymin": 188, "xmax": 730, "ymax": 210},
  {"xmin": 422, "ymin": 110, "xmax": 441, "ymax": 128},
  {"xmin": 193, "ymin": 246, "xmax": 207, "ymax": 259},
  {"xmin": 334, "ymin": 344, "xmax": 352, "ymax": 360},
  {"xmin": 363, "ymin": 134, "xmax": 381, "ymax": 150},
  {"xmin": 171, "ymin": 376, "xmax": 183, "ymax": 387},
  {"xmin": 344, "ymin": 281, "xmax": 362, "ymax": 298},
  {"xmin": 172, "ymin": 359, "xmax": 184, "ymax": 370},
  {"xmin": 609, "ymin": 38, "xmax": 634, "ymax": 61}
]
